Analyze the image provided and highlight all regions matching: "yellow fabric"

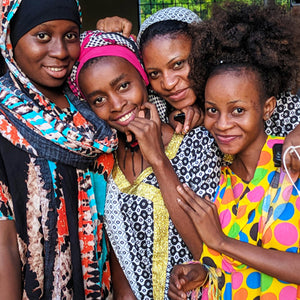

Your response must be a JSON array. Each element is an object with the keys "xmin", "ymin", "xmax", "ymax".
[
  {"xmin": 201, "ymin": 136, "xmax": 300, "ymax": 300},
  {"xmin": 112, "ymin": 133, "xmax": 183, "ymax": 300}
]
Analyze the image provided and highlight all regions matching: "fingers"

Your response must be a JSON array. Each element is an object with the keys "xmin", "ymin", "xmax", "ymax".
[
  {"xmin": 181, "ymin": 105, "xmax": 204, "ymax": 133},
  {"xmin": 142, "ymin": 102, "xmax": 161, "ymax": 124},
  {"xmin": 168, "ymin": 267, "xmax": 188, "ymax": 300},
  {"xmin": 96, "ymin": 17, "xmax": 133, "ymax": 37}
]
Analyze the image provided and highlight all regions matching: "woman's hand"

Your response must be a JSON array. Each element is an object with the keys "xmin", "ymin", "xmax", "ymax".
[
  {"xmin": 177, "ymin": 184, "xmax": 226, "ymax": 251},
  {"xmin": 168, "ymin": 263, "xmax": 208, "ymax": 300},
  {"xmin": 96, "ymin": 16, "xmax": 133, "ymax": 37},
  {"xmin": 281, "ymin": 124, "xmax": 300, "ymax": 179},
  {"xmin": 126, "ymin": 102, "xmax": 165, "ymax": 166},
  {"xmin": 169, "ymin": 104, "xmax": 204, "ymax": 134}
]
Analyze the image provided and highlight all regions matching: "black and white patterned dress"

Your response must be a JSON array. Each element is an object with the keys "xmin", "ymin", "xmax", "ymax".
[{"xmin": 105, "ymin": 126, "xmax": 220, "ymax": 300}]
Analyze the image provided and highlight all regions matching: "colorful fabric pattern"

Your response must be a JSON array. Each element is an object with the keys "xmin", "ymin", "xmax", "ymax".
[
  {"xmin": 0, "ymin": 0, "xmax": 118, "ymax": 298},
  {"xmin": 201, "ymin": 136, "xmax": 300, "ymax": 300},
  {"xmin": 105, "ymin": 126, "xmax": 221, "ymax": 300}
]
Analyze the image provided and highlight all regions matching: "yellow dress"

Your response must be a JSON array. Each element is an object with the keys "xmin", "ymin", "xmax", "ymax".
[{"xmin": 202, "ymin": 136, "xmax": 300, "ymax": 300}]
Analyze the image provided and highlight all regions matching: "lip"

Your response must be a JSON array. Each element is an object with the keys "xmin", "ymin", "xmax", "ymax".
[
  {"xmin": 43, "ymin": 65, "xmax": 68, "ymax": 79},
  {"xmin": 215, "ymin": 134, "xmax": 239, "ymax": 145},
  {"xmin": 166, "ymin": 88, "xmax": 189, "ymax": 102},
  {"xmin": 114, "ymin": 108, "xmax": 137, "ymax": 126}
]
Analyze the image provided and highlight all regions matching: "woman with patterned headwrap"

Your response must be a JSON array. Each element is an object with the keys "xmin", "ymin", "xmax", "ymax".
[
  {"xmin": 68, "ymin": 29, "xmax": 221, "ymax": 300},
  {"xmin": 0, "ymin": 0, "xmax": 118, "ymax": 298}
]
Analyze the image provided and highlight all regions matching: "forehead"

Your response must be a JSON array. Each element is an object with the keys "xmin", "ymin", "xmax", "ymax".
[
  {"xmin": 144, "ymin": 33, "xmax": 191, "ymax": 51},
  {"xmin": 205, "ymin": 70, "xmax": 262, "ymax": 102}
]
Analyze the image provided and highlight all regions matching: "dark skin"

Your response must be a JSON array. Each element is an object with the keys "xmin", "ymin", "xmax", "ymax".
[
  {"xmin": 98, "ymin": 16, "xmax": 300, "ymax": 173},
  {"xmin": 0, "ymin": 220, "xmax": 21, "ymax": 300},
  {"xmin": 168, "ymin": 70, "xmax": 300, "ymax": 299},
  {"xmin": 0, "ymin": 19, "xmax": 80, "ymax": 298},
  {"xmin": 79, "ymin": 56, "xmax": 204, "ymax": 297}
]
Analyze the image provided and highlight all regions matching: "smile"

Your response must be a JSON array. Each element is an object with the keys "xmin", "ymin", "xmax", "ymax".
[
  {"xmin": 118, "ymin": 111, "xmax": 134, "ymax": 122},
  {"xmin": 167, "ymin": 88, "xmax": 188, "ymax": 101},
  {"xmin": 44, "ymin": 66, "xmax": 68, "ymax": 79},
  {"xmin": 114, "ymin": 109, "xmax": 137, "ymax": 126},
  {"xmin": 46, "ymin": 66, "xmax": 66, "ymax": 72}
]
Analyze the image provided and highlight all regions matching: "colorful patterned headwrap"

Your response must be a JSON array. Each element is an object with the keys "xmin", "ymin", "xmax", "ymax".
[
  {"xmin": 69, "ymin": 30, "xmax": 149, "ymax": 99},
  {"xmin": 137, "ymin": 6, "xmax": 202, "ymax": 45},
  {"xmin": 0, "ymin": 0, "xmax": 117, "ymax": 166}
]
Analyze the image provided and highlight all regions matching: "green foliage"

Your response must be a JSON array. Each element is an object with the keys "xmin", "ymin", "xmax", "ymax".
[{"xmin": 139, "ymin": 0, "xmax": 291, "ymax": 23}]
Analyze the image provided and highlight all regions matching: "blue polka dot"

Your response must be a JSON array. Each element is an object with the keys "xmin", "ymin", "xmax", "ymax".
[
  {"xmin": 224, "ymin": 282, "xmax": 232, "ymax": 300},
  {"xmin": 277, "ymin": 202, "xmax": 294, "ymax": 220},
  {"xmin": 286, "ymin": 246, "xmax": 298, "ymax": 253},
  {"xmin": 267, "ymin": 171, "xmax": 277, "ymax": 183},
  {"xmin": 239, "ymin": 231, "xmax": 249, "ymax": 243},
  {"xmin": 292, "ymin": 179, "xmax": 300, "ymax": 196},
  {"xmin": 219, "ymin": 186, "xmax": 226, "ymax": 199},
  {"xmin": 247, "ymin": 210, "xmax": 255, "ymax": 224},
  {"xmin": 262, "ymin": 194, "xmax": 271, "ymax": 213},
  {"xmin": 246, "ymin": 272, "xmax": 261, "ymax": 289}
]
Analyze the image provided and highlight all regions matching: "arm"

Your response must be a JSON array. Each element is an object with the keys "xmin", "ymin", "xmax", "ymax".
[
  {"xmin": 126, "ymin": 102, "xmax": 203, "ymax": 259},
  {"xmin": 177, "ymin": 183, "xmax": 300, "ymax": 284},
  {"xmin": 0, "ymin": 220, "xmax": 21, "ymax": 299},
  {"xmin": 110, "ymin": 247, "xmax": 137, "ymax": 300}
]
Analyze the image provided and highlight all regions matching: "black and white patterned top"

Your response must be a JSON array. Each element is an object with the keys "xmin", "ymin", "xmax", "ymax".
[{"xmin": 105, "ymin": 126, "xmax": 220, "ymax": 300}]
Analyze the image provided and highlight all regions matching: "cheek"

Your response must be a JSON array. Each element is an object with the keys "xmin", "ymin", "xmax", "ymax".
[
  {"xmin": 68, "ymin": 45, "xmax": 80, "ymax": 61},
  {"xmin": 204, "ymin": 116, "xmax": 213, "ymax": 130},
  {"xmin": 91, "ymin": 106, "xmax": 109, "ymax": 121}
]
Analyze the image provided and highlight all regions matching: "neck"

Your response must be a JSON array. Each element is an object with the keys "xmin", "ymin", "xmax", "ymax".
[
  {"xmin": 116, "ymin": 123, "xmax": 174, "ymax": 184},
  {"xmin": 230, "ymin": 133, "xmax": 267, "ymax": 182}
]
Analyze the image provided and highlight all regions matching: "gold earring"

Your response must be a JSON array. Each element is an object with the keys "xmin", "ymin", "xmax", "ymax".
[{"xmin": 223, "ymin": 153, "xmax": 235, "ymax": 165}]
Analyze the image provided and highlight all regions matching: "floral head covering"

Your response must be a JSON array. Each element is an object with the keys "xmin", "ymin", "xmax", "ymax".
[
  {"xmin": 69, "ymin": 30, "xmax": 149, "ymax": 99},
  {"xmin": 137, "ymin": 6, "xmax": 202, "ymax": 45}
]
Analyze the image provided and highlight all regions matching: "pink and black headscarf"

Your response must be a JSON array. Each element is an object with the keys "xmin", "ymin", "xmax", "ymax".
[{"xmin": 69, "ymin": 30, "xmax": 149, "ymax": 99}]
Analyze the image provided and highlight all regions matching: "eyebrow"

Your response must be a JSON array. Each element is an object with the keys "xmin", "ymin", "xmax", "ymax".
[
  {"xmin": 85, "ymin": 73, "xmax": 127, "ymax": 99},
  {"xmin": 110, "ymin": 73, "xmax": 126, "ymax": 87},
  {"xmin": 205, "ymin": 99, "xmax": 242, "ymax": 105}
]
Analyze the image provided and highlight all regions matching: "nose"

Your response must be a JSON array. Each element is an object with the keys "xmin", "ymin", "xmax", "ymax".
[
  {"xmin": 161, "ymin": 72, "xmax": 178, "ymax": 91},
  {"xmin": 215, "ymin": 113, "xmax": 233, "ymax": 131},
  {"xmin": 110, "ymin": 94, "xmax": 127, "ymax": 112},
  {"xmin": 49, "ymin": 38, "xmax": 68, "ymax": 60}
]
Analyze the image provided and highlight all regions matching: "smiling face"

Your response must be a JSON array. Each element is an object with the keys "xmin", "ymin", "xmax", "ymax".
[
  {"xmin": 204, "ymin": 69, "xmax": 275, "ymax": 157},
  {"xmin": 78, "ymin": 56, "xmax": 148, "ymax": 133},
  {"xmin": 142, "ymin": 34, "xmax": 196, "ymax": 110},
  {"xmin": 13, "ymin": 19, "xmax": 80, "ymax": 96}
]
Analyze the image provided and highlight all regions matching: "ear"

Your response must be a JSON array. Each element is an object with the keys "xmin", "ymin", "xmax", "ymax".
[{"xmin": 263, "ymin": 96, "xmax": 276, "ymax": 121}]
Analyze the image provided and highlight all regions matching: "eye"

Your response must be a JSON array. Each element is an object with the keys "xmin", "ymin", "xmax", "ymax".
[
  {"xmin": 119, "ymin": 82, "xmax": 129, "ymax": 91},
  {"xmin": 174, "ymin": 60, "xmax": 184, "ymax": 69},
  {"xmin": 36, "ymin": 32, "xmax": 50, "ymax": 41},
  {"xmin": 65, "ymin": 32, "xmax": 79, "ymax": 41},
  {"xmin": 148, "ymin": 71, "xmax": 159, "ymax": 80},
  {"xmin": 233, "ymin": 107, "xmax": 244, "ymax": 115},
  {"xmin": 91, "ymin": 96, "xmax": 106, "ymax": 106},
  {"xmin": 206, "ymin": 107, "xmax": 218, "ymax": 114}
]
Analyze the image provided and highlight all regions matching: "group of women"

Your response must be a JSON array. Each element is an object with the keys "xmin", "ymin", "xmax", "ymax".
[{"xmin": 0, "ymin": 0, "xmax": 299, "ymax": 299}]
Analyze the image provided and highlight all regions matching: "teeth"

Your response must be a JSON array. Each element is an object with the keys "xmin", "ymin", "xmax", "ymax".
[
  {"xmin": 47, "ymin": 67, "xmax": 64, "ymax": 72},
  {"xmin": 119, "ymin": 112, "xmax": 133, "ymax": 122}
]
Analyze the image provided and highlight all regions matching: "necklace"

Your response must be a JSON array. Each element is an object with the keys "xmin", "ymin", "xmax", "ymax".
[{"xmin": 123, "ymin": 137, "xmax": 143, "ymax": 177}]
